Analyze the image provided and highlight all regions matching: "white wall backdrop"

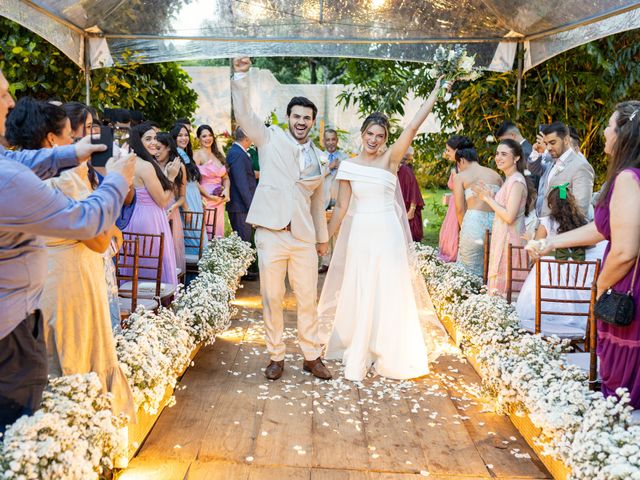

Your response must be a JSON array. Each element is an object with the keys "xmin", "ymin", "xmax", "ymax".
[{"xmin": 183, "ymin": 66, "xmax": 441, "ymax": 153}]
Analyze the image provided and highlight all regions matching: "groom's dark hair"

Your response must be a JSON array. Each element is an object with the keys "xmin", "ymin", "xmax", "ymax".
[{"xmin": 287, "ymin": 96, "xmax": 318, "ymax": 119}]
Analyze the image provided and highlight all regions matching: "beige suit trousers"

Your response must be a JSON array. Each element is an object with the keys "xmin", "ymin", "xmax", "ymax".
[{"xmin": 255, "ymin": 227, "xmax": 322, "ymax": 362}]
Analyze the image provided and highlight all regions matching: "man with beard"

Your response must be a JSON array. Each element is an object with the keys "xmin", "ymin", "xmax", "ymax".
[{"xmin": 232, "ymin": 57, "xmax": 332, "ymax": 381}]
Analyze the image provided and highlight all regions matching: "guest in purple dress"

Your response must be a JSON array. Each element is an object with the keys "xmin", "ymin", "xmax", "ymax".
[
  {"xmin": 534, "ymin": 101, "xmax": 640, "ymax": 407},
  {"xmin": 124, "ymin": 124, "xmax": 182, "ymax": 287},
  {"xmin": 156, "ymin": 132, "xmax": 187, "ymax": 276},
  {"xmin": 438, "ymin": 135, "xmax": 473, "ymax": 262},
  {"xmin": 397, "ymin": 147, "xmax": 424, "ymax": 242}
]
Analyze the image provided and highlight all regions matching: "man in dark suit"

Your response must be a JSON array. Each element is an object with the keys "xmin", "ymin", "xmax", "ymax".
[{"xmin": 226, "ymin": 127, "xmax": 258, "ymax": 278}]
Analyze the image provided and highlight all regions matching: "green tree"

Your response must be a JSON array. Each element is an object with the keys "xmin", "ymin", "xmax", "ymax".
[
  {"xmin": 0, "ymin": 17, "xmax": 197, "ymax": 130},
  {"xmin": 338, "ymin": 31, "xmax": 640, "ymax": 188}
]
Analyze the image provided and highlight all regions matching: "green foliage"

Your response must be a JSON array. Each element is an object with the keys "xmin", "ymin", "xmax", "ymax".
[
  {"xmin": 338, "ymin": 31, "xmax": 640, "ymax": 188},
  {"xmin": 0, "ymin": 17, "xmax": 197, "ymax": 130}
]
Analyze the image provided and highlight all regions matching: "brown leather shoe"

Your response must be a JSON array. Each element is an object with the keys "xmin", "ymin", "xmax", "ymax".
[
  {"xmin": 264, "ymin": 360, "xmax": 284, "ymax": 380},
  {"xmin": 303, "ymin": 357, "xmax": 333, "ymax": 380}
]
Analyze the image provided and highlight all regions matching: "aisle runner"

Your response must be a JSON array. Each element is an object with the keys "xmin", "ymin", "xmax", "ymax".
[{"xmin": 123, "ymin": 282, "xmax": 550, "ymax": 479}]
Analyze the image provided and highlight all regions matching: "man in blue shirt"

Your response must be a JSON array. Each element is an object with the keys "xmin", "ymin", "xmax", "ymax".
[{"xmin": 0, "ymin": 70, "xmax": 136, "ymax": 432}]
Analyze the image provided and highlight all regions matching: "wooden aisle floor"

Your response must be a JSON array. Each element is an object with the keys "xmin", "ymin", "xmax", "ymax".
[{"xmin": 121, "ymin": 278, "xmax": 551, "ymax": 480}]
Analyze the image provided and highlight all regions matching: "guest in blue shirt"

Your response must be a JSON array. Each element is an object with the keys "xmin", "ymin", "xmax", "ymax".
[{"xmin": 0, "ymin": 70, "xmax": 135, "ymax": 433}]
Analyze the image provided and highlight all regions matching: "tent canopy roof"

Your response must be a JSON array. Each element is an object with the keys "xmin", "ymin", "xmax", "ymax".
[{"xmin": 3, "ymin": 0, "xmax": 640, "ymax": 72}]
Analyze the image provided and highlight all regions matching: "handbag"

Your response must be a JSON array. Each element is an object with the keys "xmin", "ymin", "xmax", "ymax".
[{"xmin": 594, "ymin": 247, "xmax": 640, "ymax": 327}]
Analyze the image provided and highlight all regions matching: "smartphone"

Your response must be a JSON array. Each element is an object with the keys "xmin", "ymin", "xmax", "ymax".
[
  {"xmin": 538, "ymin": 124, "xmax": 547, "ymax": 133},
  {"xmin": 90, "ymin": 126, "xmax": 114, "ymax": 167}
]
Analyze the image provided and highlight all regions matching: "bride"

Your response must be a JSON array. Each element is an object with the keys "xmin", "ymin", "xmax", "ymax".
[{"xmin": 318, "ymin": 78, "xmax": 451, "ymax": 382}]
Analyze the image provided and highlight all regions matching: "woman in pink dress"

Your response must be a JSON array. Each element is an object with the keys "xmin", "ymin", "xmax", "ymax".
[
  {"xmin": 195, "ymin": 125, "xmax": 230, "ymax": 238},
  {"xmin": 474, "ymin": 139, "xmax": 531, "ymax": 296},
  {"xmin": 438, "ymin": 135, "xmax": 473, "ymax": 262}
]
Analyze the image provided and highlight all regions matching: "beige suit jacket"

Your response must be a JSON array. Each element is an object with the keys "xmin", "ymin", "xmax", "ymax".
[
  {"xmin": 541, "ymin": 150, "xmax": 594, "ymax": 217},
  {"xmin": 231, "ymin": 74, "xmax": 329, "ymax": 244}
]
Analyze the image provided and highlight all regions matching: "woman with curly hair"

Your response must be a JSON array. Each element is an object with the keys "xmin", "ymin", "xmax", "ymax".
[{"xmin": 516, "ymin": 186, "xmax": 607, "ymax": 335}]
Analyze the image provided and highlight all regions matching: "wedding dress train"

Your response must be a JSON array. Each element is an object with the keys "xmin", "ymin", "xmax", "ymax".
[{"xmin": 318, "ymin": 161, "xmax": 430, "ymax": 381}]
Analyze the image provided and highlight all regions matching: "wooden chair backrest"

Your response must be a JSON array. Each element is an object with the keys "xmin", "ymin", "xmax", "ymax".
[
  {"xmin": 534, "ymin": 258, "xmax": 602, "ymax": 347},
  {"xmin": 122, "ymin": 231, "xmax": 164, "ymax": 298},
  {"xmin": 483, "ymin": 228, "xmax": 491, "ymax": 285},
  {"xmin": 181, "ymin": 210, "xmax": 206, "ymax": 259},
  {"xmin": 506, "ymin": 243, "xmax": 532, "ymax": 303},
  {"xmin": 115, "ymin": 238, "xmax": 139, "ymax": 320},
  {"xmin": 204, "ymin": 208, "xmax": 218, "ymax": 241}
]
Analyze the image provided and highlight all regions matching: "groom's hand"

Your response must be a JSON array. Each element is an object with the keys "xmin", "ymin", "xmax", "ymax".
[{"xmin": 316, "ymin": 242, "xmax": 329, "ymax": 256}]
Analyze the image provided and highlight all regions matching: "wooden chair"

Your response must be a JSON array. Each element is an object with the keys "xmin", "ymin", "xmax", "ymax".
[
  {"xmin": 115, "ymin": 238, "xmax": 158, "ymax": 323},
  {"xmin": 564, "ymin": 283, "xmax": 601, "ymax": 391},
  {"xmin": 506, "ymin": 243, "xmax": 532, "ymax": 303},
  {"xmin": 204, "ymin": 207, "xmax": 218, "ymax": 241},
  {"xmin": 482, "ymin": 228, "xmax": 491, "ymax": 285},
  {"xmin": 120, "ymin": 231, "xmax": 176, "ymax": 303},
  {"xmin": 181, "ymin": 210, "xmax": 206, "ymax": 276},
  {"xmin": 533, "ymin": 258, "xmax": 601, "ymax": 351}
]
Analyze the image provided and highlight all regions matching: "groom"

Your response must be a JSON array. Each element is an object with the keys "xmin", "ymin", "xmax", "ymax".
[{"xmin": 231, "ymin": 57, "xmax": 332, "ymax": 381}]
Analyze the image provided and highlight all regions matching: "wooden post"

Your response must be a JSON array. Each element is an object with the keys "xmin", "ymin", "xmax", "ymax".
[
  {"xmin": 516, "ymin": 42, "xmax": 523, "ymax": 116},
  {"xmin": 84, "ymin": 35, "xmax": 91, "ymax": 105}
]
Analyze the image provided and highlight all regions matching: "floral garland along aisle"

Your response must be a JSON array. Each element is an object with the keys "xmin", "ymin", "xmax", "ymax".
[
  {"xmin": 0, "ymin": 233, "xmax": 255, "ymax": 480},
  {"xmin": 415, "ymin": 245, "xmax": 640, "ymax": 480}
]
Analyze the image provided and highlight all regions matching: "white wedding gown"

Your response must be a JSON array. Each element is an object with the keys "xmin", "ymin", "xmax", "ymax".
[{"xmin": 318, "ymin": 161, "xmax": 429, "ymax": 381}]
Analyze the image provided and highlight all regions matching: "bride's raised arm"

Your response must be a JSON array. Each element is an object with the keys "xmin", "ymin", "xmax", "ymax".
[
  {"xmin": 327, "ymin": 179, "xmax": 352, "ymax": 239},
  {"xmin": 388, "ymin": 77, "xmax": 448, "ymax": 171}
]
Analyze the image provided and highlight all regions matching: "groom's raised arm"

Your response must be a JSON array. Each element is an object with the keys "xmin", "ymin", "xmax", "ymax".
[{"xmin": 231, "ymin": 58, "xmax": 270, "ymax": 148}]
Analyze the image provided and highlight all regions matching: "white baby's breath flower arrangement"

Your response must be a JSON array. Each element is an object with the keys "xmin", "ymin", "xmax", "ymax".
[
  {"xmin": 0, "ymin": 234, "xmax": 255, "ymax": 479},
  {"xmin": 0, "ymin": 373, "xmax": 125, "ymax": 480},
  {"xmin": 417, "ymin": 245, "xmax": 640, "ymax": 479}
]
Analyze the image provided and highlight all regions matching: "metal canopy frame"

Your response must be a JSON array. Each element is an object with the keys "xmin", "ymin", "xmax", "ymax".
[{"xmin": 2, "ymin": 0, "xmax": 640, "ymax": 105}]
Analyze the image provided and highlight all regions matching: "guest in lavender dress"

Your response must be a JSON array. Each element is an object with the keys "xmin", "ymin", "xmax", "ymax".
[
  {"xmin": 438, "ymin": 135, "xmax": 472, "ymax": 261},
  {"xmin": 124, "ymin": 124, "xmax": 181, "ymax": 287},
  {"xmin": 533, "ymin": 101, "xmax": 640, "ymax": 407},
  {"xmin": 195, "ymin": 125, "xmax": 230, "ymax": 239},
  {"xmin": 156, "ymin": 132, "xmax": 186, "ymax": 276}
]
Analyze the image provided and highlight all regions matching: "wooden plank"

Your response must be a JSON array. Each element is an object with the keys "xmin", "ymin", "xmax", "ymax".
[
  {"xmin": 311, "ymin": 469, "xmax": 368, "ymax": 480},
  {"xmin": 196, "ymin": 376, "xmax": 265, "ymax": 463},
  {"xmin": 312, "ymin": 381, "xmax": 369, "ymax": 470},
  {"xmin": 408, "ymin": 377, "xmax": 491, "ymax": 477},
  {"xmin": 433, "ymin": 353, "xmax": 551, "ymax": 479},
  {"xmin": 357, "ymin": 382, "xmax": 428, "ymax": 474},
  {"xmin": 186, "ymin": 460, "xmax": 249, "ymax": 480},
  {"xmin": 119, "ymin": 458, "xmax": 190, "ymax": 480},
  {"xmin": 253, "ymin": 378, "xmax": 315, "ymax": 468},
  {"xmin": 248, "ymin": 465, "xmax": 311, "ymax": 480},
  {"xmin": 133, "ymin": 335, "xmax": 244, "ymax": 462}
]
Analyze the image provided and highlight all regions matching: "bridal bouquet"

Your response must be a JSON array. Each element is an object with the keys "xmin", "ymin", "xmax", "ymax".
[{"xmin": 427, "ymin": 45, "xmax": 482, "ymax": 96}]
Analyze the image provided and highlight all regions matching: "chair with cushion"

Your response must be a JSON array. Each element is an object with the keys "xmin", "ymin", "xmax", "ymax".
[
  {"xmin": 181, "ymin": 210, "xmax": 206, "ymax": 276},
  {"xmin": 532, "ymin": 258, "xmax": 601, "ymax": 351},
  {"xmin": 115, "ymin": 238, "xmax": 158, "ymax": 322},
  {"xmin": 120, "ymin": 231, "xmax": 176, "ymax": 304}
]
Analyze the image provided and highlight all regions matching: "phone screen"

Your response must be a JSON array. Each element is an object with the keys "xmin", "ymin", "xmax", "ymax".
[{"xmin": 90, "ymin": 126, "xmax": 114, "ymax": 167}]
